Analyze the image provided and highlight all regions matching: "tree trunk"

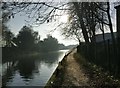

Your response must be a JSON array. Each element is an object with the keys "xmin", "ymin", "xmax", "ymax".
[
  {"xmin": 73, "ymin": 2, "xmax": 89, "ymax": 43},
  {"xmin": 107, "ymin": 2, "xmax": 115, "ymax": 44}
]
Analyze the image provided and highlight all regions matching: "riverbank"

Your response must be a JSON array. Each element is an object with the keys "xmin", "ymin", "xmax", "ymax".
[
  {"xmin": 45, "ymin": 48, "xmax": 120, "ymax": 87},
  {"xmin": 45, "ymin": 49, "xmax": 70, "ymax": 88}
]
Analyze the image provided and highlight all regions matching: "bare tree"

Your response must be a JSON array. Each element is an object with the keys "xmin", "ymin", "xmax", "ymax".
[
  {"xmin": 72, "ymin": 2, "xmax": 90, "ymax": 43},
  {"xmin": 93, "ymin": 2, "xmax": 116, "ymax": 43},
  {"xmin": 2, "ymin": 4, "xmax": 14, "ymax": 47},
  {"xmin": 1, "ymin": 1, "xmax": 70, "ymax": 25}
]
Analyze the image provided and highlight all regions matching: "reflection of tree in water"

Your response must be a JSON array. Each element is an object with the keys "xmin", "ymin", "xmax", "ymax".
[
  {"xmin": 2, "ymin": 50, "xmax": 65, "ymax": 86},
  {"xmin": 2, "ymin": 65, "xmax": 16, "ymax": 87},
  {"xmin": 42, "ymin": 51, "xmax": 65, "ymax": 68},
  {"xmin": 17, "ymin": 58, "xmax": 35, "ymax": 80}
]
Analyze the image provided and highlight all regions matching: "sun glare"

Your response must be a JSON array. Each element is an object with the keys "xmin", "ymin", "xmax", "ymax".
[{"xmin": 59, "ymin": 15, "xmax": 69, "ymax": 23}]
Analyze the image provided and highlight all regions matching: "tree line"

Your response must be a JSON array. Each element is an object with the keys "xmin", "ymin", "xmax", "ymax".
[
  {"xmin": 1, "ymin": 11, "xmax": 65, "ymax": 52},
  {"xmin": 1, "ymin": 10, "xmax": 74, "ymax": 52},
  {"xmin": 3, "ymin": 24, "xmax": 66, "ymax": 52}
]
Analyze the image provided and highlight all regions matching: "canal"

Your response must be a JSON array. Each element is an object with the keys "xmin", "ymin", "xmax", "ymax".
[{"xmin": 2, "ymin": 50, "xmax": 69, "ymax": 87}]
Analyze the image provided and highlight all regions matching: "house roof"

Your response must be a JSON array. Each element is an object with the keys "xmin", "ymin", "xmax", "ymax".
[{"xmin": 115, "ymin": 5, "xmax": 120, "ymax": 9}]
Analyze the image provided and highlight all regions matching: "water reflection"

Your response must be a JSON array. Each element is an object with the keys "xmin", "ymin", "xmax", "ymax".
[
  {"xmin": 17, "ymin": 58, "xmax": 35, "ymax": 80},
  {"xmin": 2, "ymin": 50, "xmax": 68, "ymax": 87}
]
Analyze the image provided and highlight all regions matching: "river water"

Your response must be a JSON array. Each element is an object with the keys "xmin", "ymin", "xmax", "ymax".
[{"xmin": 2, "ymin": 50, "xmax": 69, "ymax": 87}]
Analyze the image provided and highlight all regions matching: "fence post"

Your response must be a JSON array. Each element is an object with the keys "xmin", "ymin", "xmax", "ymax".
[
  {"xmin": 116, "ymin": 37, "xmax": 120, "ymax": 75},
  {"xmin": 107, "ymin": 39, "xmax": 111, "ymax": 72}
]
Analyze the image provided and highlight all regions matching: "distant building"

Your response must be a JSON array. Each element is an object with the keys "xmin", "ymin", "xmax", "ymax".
[
  {"xmin": 95, "ymin": 32, "xmax": 117, "ymax": 43},
  {"xmin": 0, "ymin": 40, "xmax": 17, "ymax": 47}
]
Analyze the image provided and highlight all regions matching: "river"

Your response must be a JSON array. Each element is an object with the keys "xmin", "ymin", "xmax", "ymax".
[{"xmin": 2, "ymin": 50, "xmax": 69, "ymax": 87}]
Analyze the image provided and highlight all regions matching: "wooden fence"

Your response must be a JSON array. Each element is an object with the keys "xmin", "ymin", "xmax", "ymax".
[{"xmin": 77, "ymin": 38, "xmax": 120, "ymax": 77}]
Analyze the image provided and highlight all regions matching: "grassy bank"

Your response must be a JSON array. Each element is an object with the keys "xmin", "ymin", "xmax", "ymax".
[
  {"xmin": 45, "ymin": 63, "xmax": 64, "ymax": 88},
  {"xmin": 45, "ymin": 54, "xmax": 69, "ymax": 88}
]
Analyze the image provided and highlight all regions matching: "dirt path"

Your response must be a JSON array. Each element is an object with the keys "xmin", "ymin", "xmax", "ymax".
[
  {"xmin": 61, "ymin": 49, "xmax": 89, "ymax": 87},
  {"xmin": 45, "ymin": 48, "xmax": 120, "ymax": 88}
]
